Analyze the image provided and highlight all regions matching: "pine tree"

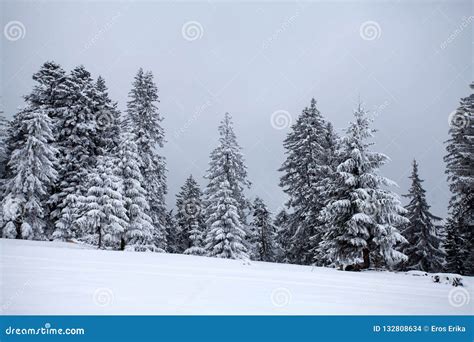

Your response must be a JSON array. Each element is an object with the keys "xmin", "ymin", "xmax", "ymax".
[
  {"xmin": 1, "ymin": 108, "xmax": 58, "ymax": 240},
  {"xmin": 278, "ymin": 99, "xmax": 338, "ymax": 265},
  {"xmin": 126, "ymin": 68, "xmax": 167, "ymax": 251},
  {"xmin": 164, "ymin": 209, "xmax": 179, "ymax": 253},
  {"xmin": 51, "ymin": 65, "xmax": 98, "ymax": 241},
  {"xmin": 3, "ymin": 62, "xmax": 64, "ymax": 183},
  {"xmin": 444, "ymin": 83, "xmax": 473, "ymax": 276},
  {"xmin": 116, "ymin": 132, "xmax": 156, "ymax": 251},
  {"xmin": 400, "ymin": 160, "xmax": 444, "ymax": 272},
  {"xmin": 274, "ymin": 208, "xmax": 291, "ymax": 262},
  {"xmin": 176, "ymin": 175, "xmax": 206, "ymax": 255},
  {"xmin": 0, "ymin": 108, "xmax": 8, "ymax": 235},
  {"xmin": 0, "ymin": 111, "xmax": 9, "ymax": 181},
  {"xmin": 250, "ymin": 197, "xmax": 278, "ymax": 262},
  {"xmin": 76, "ymin": 155, "xmax": 128, "ymax": 249},
  {"xmin": 26, "ymin": 61, "xmax": 67, "ymax": 125},
  {"xmin": 94, "ymin": 76, "xmax": 122, "ymax": 154},
  {"xmin": 319, "ymin": 104, "xmax": 408, "ymax": 269},
  {"xmin": 204, "ymin": 113, "xmax": 250, "ymax": 260}
]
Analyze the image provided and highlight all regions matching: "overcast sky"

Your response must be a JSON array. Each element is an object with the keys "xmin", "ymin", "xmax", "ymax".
[{"xmin": 1, "ymin": 0, "xmax": 472, "ymax": 218}]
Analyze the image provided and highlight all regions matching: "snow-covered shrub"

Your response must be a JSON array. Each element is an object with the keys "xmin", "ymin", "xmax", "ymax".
[{"xmin": 431, "ymin": 273, "xmax": 464, "ymax": 287}]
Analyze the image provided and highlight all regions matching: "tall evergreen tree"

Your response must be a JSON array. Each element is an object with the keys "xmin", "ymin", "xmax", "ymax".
[
  {"xmin": 444, "ymin": 82, "xmax": 474, "ymax": 275},
  {"xmin": 250, "ymin": 197, "xmax": 278, "ymax": 262},
  {"xmin": 1, "ymin": 108, "xmax": 58, "ymax": 240},
  {"xmin": 400, "ymin": 160, "xmax": 444, "ymax": 272},
  {"xmin": 176, "ymin": 175, "xmax": 206, "ymax": 255},
  {"xmin": 318, "ymin": 104, "xmax": 408, "ymax": 269},
  {"xmin": 278, "ymin": 99, "xmax": 338, "ymax": 265},
  {"xmin": 76, "ymin": 155, "xmax": 128, "ymax": 249},
  {"xmin": 204, "ymin": 113, "xmax": 250, "ymax": 260},
  {"xmin": 94, "ymin": 76, "xmax": 122, "ymax": 154},
  {"xmin": 0, "ymin": 111, "xmax": 9, "ymax": 181},
  {"xmin": 116, "ymin": 132, "xmax": 156, "ymax": 251},
  {"xmin": 51, "ymin": 65, "xmax": 99, "ymax": 241},
  {"xmin": 25, "ymin": 61, "xmax": 67, "ymax": 125},
  {"xmin": 3, "ymin": 62, "xmax": 65, "ymax": 180},
  {"xmin": 126, "ymin": 68, "xmax": 167, "ymax": 251}
]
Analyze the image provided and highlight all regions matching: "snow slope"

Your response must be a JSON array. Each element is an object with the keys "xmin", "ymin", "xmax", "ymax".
[{"xmin": 1, "ymin": 239, "xmax": 472, "ymax": 315}]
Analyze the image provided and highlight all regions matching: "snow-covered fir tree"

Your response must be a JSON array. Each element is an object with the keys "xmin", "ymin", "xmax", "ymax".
[
  {"xmin": 273, "ymin": 208, "xmax": 292, "ymax": 262},
  {"xmin": 93, "ymin": 76, "xmax": 122, "ymax": 154},
  {"xmin": 1, "ymin": 107, "xmax": 58, "ymax": 240},
  {"xmin": 204, "ymin": 113, "xmax": 250, "ymax": 260},
  {"xmin": 278, "ymin": 99, "xmax": 338, "ymax": 265},
  {"xmin": 0, "ymin": 110, "xmax": 9, "ymax": 181},
  {"xmin": 3, "ymin": 62, "xmax": 64, "ymax": 181},
  {"xmin": 176, "ymin": 175, "xmax": 206, "ymax": 255},
  {"xmin": 76, "ymin": 155, "xmax": 128, "ymax": 249},
  {"xmin": 444, "ymin": 82, "xmax": 474, "ymax": 275},
  {"xmin": 250, "ymin": 197, "xmax": 278, "ymax": 262},
  {"xmin": 51, "ymin": 66, "xmax": 100, "ymax": 241},
  {"xmin": 116, "ymin": 132, "xmax": 156, "ymax": 251},
  {"xmin": 25, "ymin": 61, "xmax": 66, "ymax": 125},
  {"xmin": 164, "ymin": 210, "xmax": 179, "ymax": 253},
  {"xmin": 400, "ymin": 159, "xmax": 444, "ymax": 272},
  {"xmin": 126, "ymin": 68, "xmax": 167, "ymax": 251},
  {"xmin": 318, "ymin": 104, "xmax": 408, "ymax": 270}
]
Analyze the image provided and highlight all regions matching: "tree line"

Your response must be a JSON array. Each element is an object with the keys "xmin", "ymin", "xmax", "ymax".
[{"xmin": 0, "ymin": 61, "xmax": 472, "ymax": 276}]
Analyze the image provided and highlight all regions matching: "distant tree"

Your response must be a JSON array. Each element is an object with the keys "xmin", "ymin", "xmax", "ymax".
[
  {"xmin": 176, "ymin": 175, "xmax": 206, "ymax": 255},
  {"xmin": 400, "ymin": 160, "xmax": 445, "ymax": 272},
  {"xmin": 164, "ymin": 210, "xmax": 178, "ymax": 253},
  {"xmin": 250, "ymin": 197, "xmax": 278, "ymax": 262},
  {"xmin": 273, "ymin": 208, "xmax": 291, "ymax": 262}
]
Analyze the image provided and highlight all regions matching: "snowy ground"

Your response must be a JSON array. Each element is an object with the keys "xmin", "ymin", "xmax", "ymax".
[{"xmin": 1, "ymin": 239, "xmax": 472, "ymax": 315}]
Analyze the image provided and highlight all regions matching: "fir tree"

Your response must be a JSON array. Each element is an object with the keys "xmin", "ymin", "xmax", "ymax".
[
  {"xmin": 26, "ymin": 61, "xmax": 67, "ymax": 125},
  {"xmin": 1, "ymin": 108, "xmax": 58, "ymax": 240},
  {"xmin": 274, "ymin": 208, "xmax": 291, "ymax": 262},
  {"xmin": 176, "ymin": 175, "xmax": 206, "ymax": 255},
  {"xmin": 400, "ymin": 160, "xmax": 444, "ymax": 272},
  {"xmin": 444, "ymin": 83, "xmax": 474, "ymax": 276},
  {"xmin": 164, "ymin": 209, "xmax": 179, "ymax": 253},
  {"xmin": 278, "ymin": 99, "xmax": 338, "ymax": 265},
  {"xmin": 76, "ymin": 155, "xmax": 128, "ymax": 249},
  {"xmin": 94, "ymin": 76, "xmax": 122, "ymax": 154},
  {"xmin": 51, "ymin": 65, "xmax": 98, "ymax": 241},
  {"xmin": 204, "ymin": 113, "xmax": 250, "ymax": 260},
  {"xmin": 116, "ymin": 132, "xmax": 156, "ymax": 251},
  {"xmin": 250, "ymin": 197, "xmax": 278, "ymax": 262},
  {"xmin": 0, "ymin": 111, "xmax": 9, "ymax": 181},
  {"xmin": 319, "ymin": 104, "xmax": 407, "ymax": 269},
  {"xmin": 126, "ymin": 68, "xmax": 167, "ymax": 251},
  {"xmin": 3, "ymin": 62, "xmax": 64, "ymax": 182}
]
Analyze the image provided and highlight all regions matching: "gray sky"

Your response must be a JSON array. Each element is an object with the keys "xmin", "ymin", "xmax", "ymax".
[{"xmin": 1, "ymin": 0, "xmax": 472, "ymax": 218}]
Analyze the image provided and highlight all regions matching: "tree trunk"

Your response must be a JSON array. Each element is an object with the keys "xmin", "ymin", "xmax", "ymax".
[
  {"xmin": 98, "ymin": 228, "xmax": 102, "ymax": 249},
  {"xmin": 362, "ymin": 247, "xmax": 370, "ymax": 269}
]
